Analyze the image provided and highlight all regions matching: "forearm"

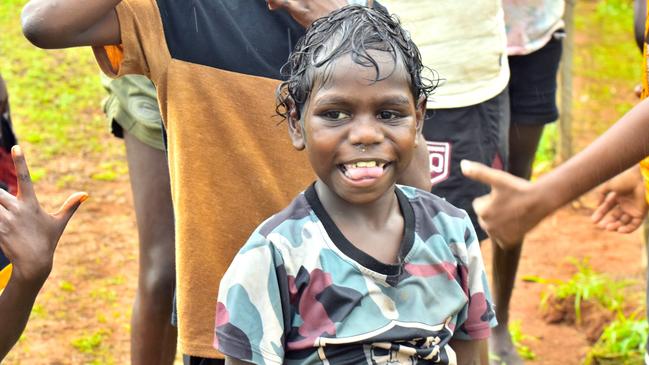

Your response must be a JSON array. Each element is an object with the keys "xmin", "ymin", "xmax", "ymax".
[
  {"xmin": 0, "ymin": 276, "xmax": 46, "ymax": 360},
  {"xmin": 22, "ymin": 0, "xmax": 121, "ymax": 48},
  {"xmin": 535, "ymin": 98, "xmax": 649, "ymax": 214}
]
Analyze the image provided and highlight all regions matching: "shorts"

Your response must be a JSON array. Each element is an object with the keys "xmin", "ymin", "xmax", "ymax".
[
  {"xmin": 508, "ymin": 31, "xmax": 563, "ymax": 125},
  {"xmin": 422, "ymin": 88, "xmax": 510, "ymax": 241},
  {"xmin": 101, "ymin": 74, "xmax": 166, "ymax": 151},
  {"xmin": 183, "ymin": 355, "xmax": 224, "ymax": 365}
]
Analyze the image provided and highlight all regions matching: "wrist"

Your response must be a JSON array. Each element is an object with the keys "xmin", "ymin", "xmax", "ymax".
[
  {"xmin": 9, "ymin": 260, "xmax": 52, "ymax": 289},
  {"xmin": 528, "ymin": 176, "xmax": 563, "ymax": 219}
]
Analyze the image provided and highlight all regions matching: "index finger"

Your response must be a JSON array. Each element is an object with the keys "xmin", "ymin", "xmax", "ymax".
[
  {"xmin": 590, "ymin": 191, "xmax": 617, "ymax": 224},
  {"xmin": 460, "ymin": 160, "xmax": 515, "ymax": 189},
  {"xmin": 11, "ymin": 145, "xmax": 36, "ymax": 201}
]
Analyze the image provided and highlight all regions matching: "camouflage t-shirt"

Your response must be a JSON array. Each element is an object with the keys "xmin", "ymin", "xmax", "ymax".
[{"xmin": 215, "ymin": 184, "xmax": 496, "ymax": 365}]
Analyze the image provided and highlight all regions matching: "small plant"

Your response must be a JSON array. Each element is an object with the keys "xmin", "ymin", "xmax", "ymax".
[
  {"xmin": 509, "ymin": 320, "xmax": 536, "ymax": 360},
  {"xmin": 524, "ymin": 258, "xmax": 632, "ymax": 323},
  {"xmin": 585, "ymin": 312, "xmax": 648, "ymax": 365}
]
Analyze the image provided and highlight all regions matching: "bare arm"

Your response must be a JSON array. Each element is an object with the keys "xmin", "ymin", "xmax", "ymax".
[
  {"xmin": 21, "ymin": 0, "xmax": 121, "ymax": 49},
  {"xmin": 267, "ymin": 0, "xmax": 376, "ymax": 28},
  {"xmin": 449, "ymin": 339, "xmax": 488, "ymax": 365},
  {"xmin": 0, "ymin": 147, "xmax": 86, "ymax": 361},
  {"xmin": 462, "ymin": 97, "xmax": 649, "ymax": 248}
]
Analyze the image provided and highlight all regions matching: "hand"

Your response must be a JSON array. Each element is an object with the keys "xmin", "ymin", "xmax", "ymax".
[
  {"xmin": 591, "ymin": 165, "xmax": 647, "ymax": 233},
  {"xmin": 461, "ymin": 160, "xmax": 548, "ymax": 249},
  {"xmin": 266, "ymin": 0, "xmax": 348, "ymax": 28},
  {"xmin": 0, "ymin": 146, "xmax": 87, "ymax": 286}
]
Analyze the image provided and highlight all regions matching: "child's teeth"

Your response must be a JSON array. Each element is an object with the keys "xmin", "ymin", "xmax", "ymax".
[{"xmin": 355, "ymin": 161, "xmax": 377, "ymax": 168}]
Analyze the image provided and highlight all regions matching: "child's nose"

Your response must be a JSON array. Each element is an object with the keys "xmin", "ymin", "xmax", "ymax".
[{"xmin": 348, "ymin": 117, "xmax": 385, "ymax": 146}]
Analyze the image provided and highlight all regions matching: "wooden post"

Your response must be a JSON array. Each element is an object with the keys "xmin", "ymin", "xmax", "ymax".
[{"xmin": 559, "ymin": 0, "xmax": 576, "ymax": 161}]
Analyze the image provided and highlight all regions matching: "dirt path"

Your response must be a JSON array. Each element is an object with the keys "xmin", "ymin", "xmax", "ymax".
[
  {"xmin": 482, "ymin": 195, "xmax": 646, "ymax": 365},
  {"xmin": 3, "ymin": 151, "xmax": 645, "ymax": 365}
]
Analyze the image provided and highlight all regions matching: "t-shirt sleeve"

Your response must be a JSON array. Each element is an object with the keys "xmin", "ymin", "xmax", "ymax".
[
  {"xmin": 215, "ymin": 231, "xmax": 287, "ymax": 365},
  {"xmin": 453, "ymin": 215, "xmax": 498, "ymax": 340},
  {"xmin": 92, "ymin": 0, "xmax": 170, "ymax": 80}
]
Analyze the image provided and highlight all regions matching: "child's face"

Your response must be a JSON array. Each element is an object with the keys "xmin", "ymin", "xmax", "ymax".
[{"xmin": 289, "ymin": 51, "xmax": 424, "ymax": 204}]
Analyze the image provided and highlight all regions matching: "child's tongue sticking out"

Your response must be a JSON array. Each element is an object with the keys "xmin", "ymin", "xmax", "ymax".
[{"xmin": 344, "ymin": 165, "xmax": 384, "ymax": 180}]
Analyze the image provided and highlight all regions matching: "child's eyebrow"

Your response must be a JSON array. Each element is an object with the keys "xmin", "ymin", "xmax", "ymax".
[
  {"xmin": 381, "ymin": 96, "xmax": 411, "ymax": 105},
  {"xmin": 314, "ymin": 95, "xmax": 412, "ymax": 106}
]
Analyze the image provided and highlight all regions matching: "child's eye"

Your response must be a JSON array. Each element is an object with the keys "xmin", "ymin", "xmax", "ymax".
[
  {"xmin": 321, "ymin": 111, "xmax": 350, "ymax": 120},
  {"xmin": 377, "ymin": 111, "xmax": 400, "ymax": 120}
]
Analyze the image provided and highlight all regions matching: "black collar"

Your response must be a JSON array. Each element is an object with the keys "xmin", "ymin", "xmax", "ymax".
[{"xmin": 304, "ymin": 183, "xmax": 415, "ymax": 277}]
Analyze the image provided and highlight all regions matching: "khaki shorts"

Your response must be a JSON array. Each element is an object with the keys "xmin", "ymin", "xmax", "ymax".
[{"xmin": 101, "ymin": 74, "xmax": 165, "ymax": 151}]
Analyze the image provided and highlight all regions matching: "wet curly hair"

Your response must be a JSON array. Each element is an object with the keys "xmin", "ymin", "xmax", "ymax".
[{"xmin": 275, "ymin": 5, "xmax": 437, "ymax": 121}]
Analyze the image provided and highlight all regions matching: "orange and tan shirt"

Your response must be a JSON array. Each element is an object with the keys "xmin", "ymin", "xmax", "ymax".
[
  {"xmin": 93, "ymin": 0, "xmax": 314, "ymax": 357},
  {"xmin": 640, "ymin": 0, "xmax": 649, "ymax": 203}
]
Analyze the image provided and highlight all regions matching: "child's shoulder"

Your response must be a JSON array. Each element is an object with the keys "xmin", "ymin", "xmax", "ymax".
[
  {"xmin": 254, "ymin": 189, "xmax": 314, "ymax": 240},
  {"xmin": 397, "ymin": 185, "xmax": 476, "ymax": 244},
  {"xmin": 397, "ymin": 184, "xmax": 469, "ymax": 219}
]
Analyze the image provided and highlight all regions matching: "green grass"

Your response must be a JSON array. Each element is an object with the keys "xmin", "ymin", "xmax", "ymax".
[
  {"xmin": 0, "ymin": 0, "xmax": 125, "ymax": 184},
  {"xmin": 572, "ymin": 0, "xmax": 640, "ymax": 137},
  {"xmin": 71, "ymin": 330, "xmax": 107, "ymax": 354},
  {"xmin": 534, "ymin": 0, "xmax": 640, "ymax": 175}
]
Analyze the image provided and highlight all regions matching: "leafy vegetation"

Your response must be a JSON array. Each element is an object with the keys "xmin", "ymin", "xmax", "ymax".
[
  {"xmin": 585, "ymin": 312, "xmax": 648, "ymax": 365},
  {"xmin": 510, "ymin": 320, "xmax": 537, "ymax": 361},
  {"xmin": 525, "ymin": 258, "xmax": 634, "ymax": 323}
]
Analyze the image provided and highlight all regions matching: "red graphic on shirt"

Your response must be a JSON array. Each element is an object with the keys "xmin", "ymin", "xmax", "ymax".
[{"xmin": 426, "ymin": 141, "xmax": 451, "ymax": 186}]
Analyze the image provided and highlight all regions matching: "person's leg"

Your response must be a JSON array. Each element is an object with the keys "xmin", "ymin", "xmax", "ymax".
[
  {"xmin": 489, "ymin": 123, "xmax": 544, "ymax": 365},
  {"xmin": 124, "ymin": 131, "xmax": 177, "ymax": 364},
  {"xmin": 490, "ymin": 31, "xmax": 563, "ymax": 364}
]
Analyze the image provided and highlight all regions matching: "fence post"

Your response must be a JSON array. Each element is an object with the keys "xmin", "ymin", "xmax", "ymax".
[{"xmin": 559, "ymin": 0, "xmax": 576, "ymax": 161}]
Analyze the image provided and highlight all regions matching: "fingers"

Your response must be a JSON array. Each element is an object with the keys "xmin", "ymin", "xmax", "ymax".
[
  {"xmin": 53, "ymin": 192, "xmax": 88, "ymax": 227},
  {"xmin": 616, "ymin": 217, "xmax": 643, "ymax": 233},
  {"xmin": 267, "ymin": 0, "xmax": 288, "ymax": 10},
  {"xmin": 460, "ymin": 159, "xmax": 515, "ymax": 188},
  {"xmin": 11, "ymin": 146, "xmax": 36, "ymax": 202},
  {"xmin": 0, "ymin": 188, "xmax": 17, "ymax": 211},
  {"xmin": 591, "ymin": 191, "xmax": 617, "ymax": 223}
]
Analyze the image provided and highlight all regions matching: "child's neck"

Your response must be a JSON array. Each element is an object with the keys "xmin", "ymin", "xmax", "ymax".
[{"xmin": 314, "ymin": 181, "xmax": 405, "ymax": 265}]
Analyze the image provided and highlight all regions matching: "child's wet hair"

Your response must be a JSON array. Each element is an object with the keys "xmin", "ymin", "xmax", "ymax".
[{"xmin": 276, "ymin": 5, "xmax": 437, "ymax": 120}]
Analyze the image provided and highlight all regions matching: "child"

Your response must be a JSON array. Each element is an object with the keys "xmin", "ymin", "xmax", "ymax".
[
  {"xmin": 20, "ymin": 1, "xmax": 378, "ymax": 360},
  {"xmin": 215, "ymin": 7, "xmax": 496, "ymax": 365}
]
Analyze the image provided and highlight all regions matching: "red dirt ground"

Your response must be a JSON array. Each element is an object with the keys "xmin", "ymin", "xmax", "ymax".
[
  {"xmin": 481, "ymin": 196, "xmax": 646, "ymax": 365},
  {"xmin": 2, "ymin": 155, "xmax": 645, "ymax": 364}
]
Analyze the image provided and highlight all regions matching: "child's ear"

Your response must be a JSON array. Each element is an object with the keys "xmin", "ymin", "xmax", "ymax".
[
  {"xmin": 287, "ymin": 99, "xmax": 306, "ymax": 151},
  {"xmin": 415, "ymin": 95, "xmax": 426, "ymax": 135},
  {"xmin": 413, "ymin": 96, "xmax": 426, "ymax": 149}
]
